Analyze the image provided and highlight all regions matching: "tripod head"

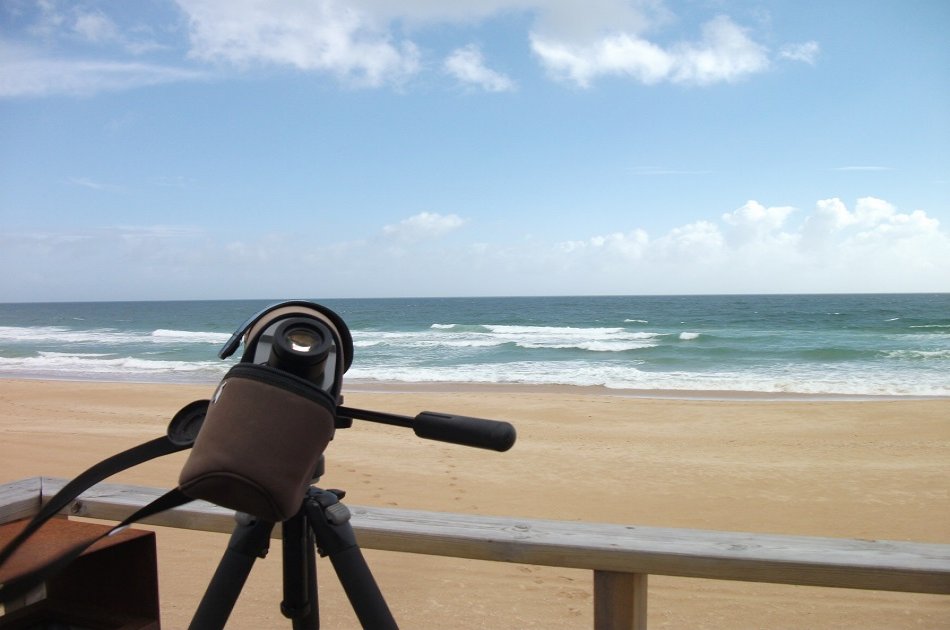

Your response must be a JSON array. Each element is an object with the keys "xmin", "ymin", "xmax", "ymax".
[{"xmin": 176, "ymin": 300, "xmax": 516, "ymax": 522}]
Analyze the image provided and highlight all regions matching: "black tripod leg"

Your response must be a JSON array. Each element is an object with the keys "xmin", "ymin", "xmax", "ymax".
[
  {"xmin": 189, "ymin": 514, "xmax": 275, "ymax": 630},
  {"xmin": 281, "ymin": 508, "xmax": 319, "ymax": 628},
  {"xmin": 303, "ymin": 489, "xmax": 398, "ymax": 630}
]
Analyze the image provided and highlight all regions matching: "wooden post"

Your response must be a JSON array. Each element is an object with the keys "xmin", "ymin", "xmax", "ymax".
[{"xmin": 593, "ymin": 570, "xmax": 647, "ymax": 630}]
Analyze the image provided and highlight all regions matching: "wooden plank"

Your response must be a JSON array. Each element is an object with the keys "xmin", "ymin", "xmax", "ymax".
[
  {"xmin": 39, "ymin": 477, "xmax": 239, "ymax": 535},
  {"xmin": 593, "ymin": 571, "xmax": 647, "ymax": 630},
  {"xmin": 0, "ymin": 477, "xmax": 41, "ymax": 525},
  {"xmin": 347, "ymin": 506, "xmax": 950, "ymax": 594},
  {"xmin": 13, "ymin": 478, "xmax": 950, "ymax": 595}
]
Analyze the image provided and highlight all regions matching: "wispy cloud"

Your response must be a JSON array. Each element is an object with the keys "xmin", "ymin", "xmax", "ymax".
[
  {"xmin": 779, "ymin": 41, "xmax": 820, "ymax": 65},
  {"xmin": 444, "ymin": 44, "xmax": 516, "ymax": 92},
  {"xmin": 382, "ymin": 212, "xmax": 466, "ymax": 241},
  {"xmin": 111, "ymin": 225, "xmax": 205, "ymax": 239},
  {"xmin": 3, "ymin": 197, "xmax": 946, "ymax": 299},
  {"xmin": 72, "ymin": 9, "xmax": 120, "ymax": 44},
  {"xmin": 67, "ymin": 176, "xmax": 123, "ymax": 192},
  {"xmin": 832, "ymin": 166, "xmax": 894, "ymax": 172},
  {"xmin": 1, "ymin": 224, "xmax": 203, "ymax": 247},
  {"xmin": 630, "ymin": 167, "xmax": 713, "ymax": 176},
  {"xmin": 150, "ymin": 175, "xmax": 196, "ymax": 189},
  {"xmin": 0, "ymin": 44, "xmax": 205, "ymax": 98}
]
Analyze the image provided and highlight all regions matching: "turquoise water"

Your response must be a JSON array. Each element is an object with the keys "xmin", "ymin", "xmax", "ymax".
[{"xmin": 0, "ymin": 294, "xmax": 948, "ymax": 396}]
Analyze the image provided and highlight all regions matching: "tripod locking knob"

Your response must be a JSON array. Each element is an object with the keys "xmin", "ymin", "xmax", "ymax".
[{"xmin": 326, "ymin": 502, "xmax": 351, "ymax": 526}]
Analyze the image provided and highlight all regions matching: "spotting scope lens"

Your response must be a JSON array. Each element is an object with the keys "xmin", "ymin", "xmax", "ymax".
[
  {"xmin": 268, "ymin": 317, "xmax": 333, "ymax": 383},
  {"xmin": 287, "ymin": 328, "xmax": 321, "ymax": 352}
]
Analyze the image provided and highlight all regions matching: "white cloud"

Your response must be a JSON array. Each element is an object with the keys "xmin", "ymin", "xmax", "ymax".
[
  {"xmin": 4, "ymin": 0, "xmax": 816, "ymax": 96},
  {"xmin": 531, "ymin": 15, "xmax": 769, "ymax": 87},
  {"xmin": 175, "ymin": 0, "xmax": 421, "ymax": 87},
  {"xmin": 9, "ymin": 1, "xmax": 164, "ymax": 54},
  {"xmin": 851, "ymin": 197, "xmax": 899, "ymax": 226},
  {"xmin": 0, "ymin": 44, "xmax": 206, "ymax": 98},
  {"xmin": 354, "ymin": 0, "xmax": 668, "ymax": 38},
  {"xmin": 382, "ymin": 212, "xmax": 466, "ymax": 241},
  {"xmin": 779, "ymin": 41, "xmax": 820, "ymax": 65},
  {"xmin": 530, "ymin": 0, "xmax": 671, "ymax": 42},
  {"xmin": 652, "ymin": 220, "xmax": 725, "ymax": 263},
  {"xmin": 631, "ymin": 166, "xmax": 713, "ymax": 176},
  {"xmin": 72, "ymin": 10, "xmax": 120, "ymax": 43},
  {"xmin": 670, "ymin": 16, "xmax": 771, "ymax": 85},
  {"xmin": 530, "ymin": 32, "xmax": 671, "ymax": 87},
  {"xmin": 833, "ymin": 166, "xmax": 893, "ymax": 172},
  {"xmin": 67, "ymin": 8, "xmax": 165, "ymax": 55},
  {"xmin": 721, "ymin": 200, "xmax": 795, "ymax": 247},
  {"xmin": 444, "ymin": 44, "xmax": 516, "ymax": 92},
  {"xmin": 559, "ymin": 229, "xmax": 650, "ymax": 259},
  {"xmin": 24, "ymin": 0, "xmax": 66, "ymax": 39},
  {"xmin": 67, "ymin": 176, "xmax": 123, "ymax": 192},
  {"xmin": 801, "ymin": 196, "xmax": 902, "ymax": 249},
  {"xmin": 800, "ymin": 197, "xmax": 945, "ymax": 258},
  {"xmin": 801, "ymin": 197, "xmax": 851, "ymax": 247},
  {"xmin": 0, "ymin": 225, "xmax": 204, "ymax": 266},
  {"xmin": 173, "ymin": 0, "xmax": 673, "ymax": 90},
  {"xmin": 550, "ymin": 198, "xmax": 948, "ymax": 294},
  {"xmin": 784, "ymin": 199, "xmax": 948, "ymax": 291},
  {"xmin": 3, "ymin": 198, "xmax": 946, "ymax": 300}
]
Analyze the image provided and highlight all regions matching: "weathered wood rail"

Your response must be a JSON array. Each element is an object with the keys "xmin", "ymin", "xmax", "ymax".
[{"xmin": 2, "ymin": 477, "xmax": 949, "ymax": 629}]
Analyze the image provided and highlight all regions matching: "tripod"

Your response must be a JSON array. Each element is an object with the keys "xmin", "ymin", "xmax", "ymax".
[
  {"xmin": 190, "ymin": 482, "xmax": 395, "ymax": 629},
  {"xmin": 186, "ymin": 405, "xmax": 516, "ymax": 629}
]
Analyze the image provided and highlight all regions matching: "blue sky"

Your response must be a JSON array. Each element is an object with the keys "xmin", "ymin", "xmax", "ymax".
[{"xmin": 1, "ymin": 0, "xmax": 948, "ymax": 301}]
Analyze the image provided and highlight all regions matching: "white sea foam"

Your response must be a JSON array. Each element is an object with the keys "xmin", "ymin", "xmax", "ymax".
[
  {"xmin": 490, "ymin": 325, "xmax": 654, "ymax": 340},
  {"xmin": 885, "ymin": 349, "xmax": 950, "ymax": 359},
  {"xmin": 150, "ymin": 329, "xmax": 231, "ymax": 344},
  {"xmin": 354, "ymin": 330, "xmax": 505, "ymax": 349},
  {"xmin": 355, "ymin": 325, "xmax": 661, "ymax": 353},
  {"xmin": 0, "ymin": 325, "xmax": 228, "ymax": 346},
  {"xmin": 353, "ymin": 339, "xmax": 386, "ymax": 348},
  {"xmin": 0, "ymin": 352, "xmax": 227, "ymax": 381},
  {"xmin": 561, "ymin": 341, "xmax": 653, "ymax": 352},
  {"xmin": 678, "ymin": 332, "xmax": 701, "ymax": 340},
  {"xmin": 0, "ymin": 326, "xmax": 139, "ymax": 344},
  {"xmin": 484, "ymin": 324, "xmax": 660, "ymax": 351},
  {"xmin": 347, "ymin": 360, "xmax": 950, "ymax": 396}
]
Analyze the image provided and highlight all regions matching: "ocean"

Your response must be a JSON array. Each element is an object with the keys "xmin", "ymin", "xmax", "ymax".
[{"xmin": 0, "ymin": 294, "xmax": 947, "ymax": 397}]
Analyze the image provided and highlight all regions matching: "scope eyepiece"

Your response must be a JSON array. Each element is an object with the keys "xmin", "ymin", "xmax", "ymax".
[
  {"xmin": 268, "ymin": 317, "xmax": 333, "ymax": 383},
  {"xmin": 218, "ymin": 300, "xmax": 353, "ymax": 402}
]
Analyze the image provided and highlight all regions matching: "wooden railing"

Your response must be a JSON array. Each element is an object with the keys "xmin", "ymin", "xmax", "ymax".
[{"xmin": 2, "ymin": 477, "xmax": 949, "ymax": 629}]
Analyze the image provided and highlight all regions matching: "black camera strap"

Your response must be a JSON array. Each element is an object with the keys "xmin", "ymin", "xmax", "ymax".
[{"xmin": 0, "ymin": 401, "xmax": 209, "ymax": 604}]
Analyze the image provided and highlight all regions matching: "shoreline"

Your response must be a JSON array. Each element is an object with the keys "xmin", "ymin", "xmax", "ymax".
[
  {"xmin": 342, "ymin": 379, "xmax": 950, "ymax": 402},
  {"xmin": 2, "ymin": 374, "xmax": 947, "ymax": 402}
]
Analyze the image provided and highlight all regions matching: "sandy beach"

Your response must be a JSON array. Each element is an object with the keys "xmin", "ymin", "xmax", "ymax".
[{"xmin": 1, "ymin": 379, "xmax": 947, "ymax": 628}]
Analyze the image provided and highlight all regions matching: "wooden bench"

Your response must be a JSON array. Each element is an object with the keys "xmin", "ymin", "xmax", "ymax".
[{"xmin": 2, "ymin": 477, "xmax": 948, "ymax": 629}]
